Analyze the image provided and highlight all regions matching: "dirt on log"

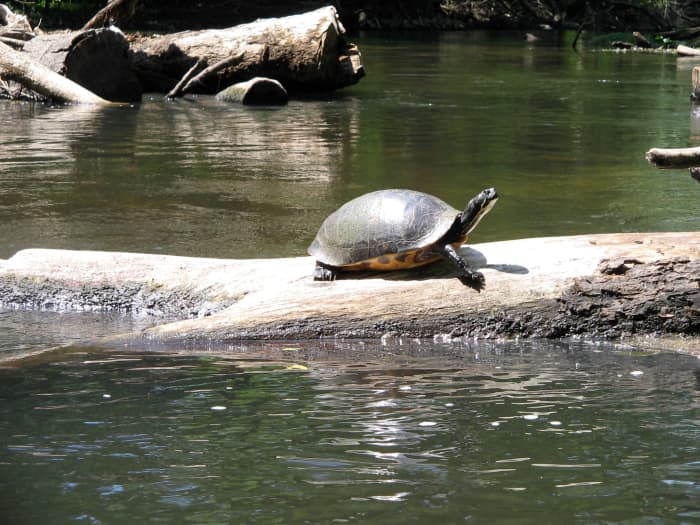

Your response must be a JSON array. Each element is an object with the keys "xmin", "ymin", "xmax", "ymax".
[
  {"xmin": 129, "ymin": 6, "xmax": 364, "ymax": 94},
  {"xmin": 0, "ymin": 233, "xmax": 697, "ymax": 344}
]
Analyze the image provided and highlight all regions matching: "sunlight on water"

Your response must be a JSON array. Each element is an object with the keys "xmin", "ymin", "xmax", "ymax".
[
  {"xmin": 1, "ymin": 30, "xmax": 699, "ymax": 525},
  {"xmin": 0, "ymin": 341, "xmax": 698, "ymax": 524},
  {"xmin": 0, "ymin": 33, "xmax": 698, "ymax": 261}
]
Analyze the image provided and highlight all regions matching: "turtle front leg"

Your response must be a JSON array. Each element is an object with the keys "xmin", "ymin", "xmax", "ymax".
[
  {"xmin": 313, "ymin": 262, "xmax": 337, "ymax": 281},
  {"xmin": 440, "ymin": 244, "xmax": 485, "ymax": 290}
]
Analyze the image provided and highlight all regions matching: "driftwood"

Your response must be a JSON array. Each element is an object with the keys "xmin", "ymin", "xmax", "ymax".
[
  {"xmin": 692, "ymin": 65, "xmax": 700, "ymax": 101},
  {"xmin": 646, "ymin": 145, "xmax": 700, "ymax": 183},
  {"xmin": 216, "ymin": 77, "xmax": 288, "ymax": 105},
  {"xmin": 632, "ymin": 31, "xmax": 652, "ymax": 48},
  {"xmin": 130, "ymin": 6, "xmax": 364, "ymax": 94},
  {"xmin": 21, "ymin": 27, "xmax": 141, "ymax": 102},
  {"xmin": 0, "ymin": 233, "xmax": 697, "ymax": 343},
  {"xmin": 165, "ymin": 54, "xmax": 244, "ymax": 99},
  {"xmin": 81, "ymin": 0, "xmax": 138, "ymax": 31},
  {"xmin": 2, "ymin": 7, "xmax": 363, "ymax": 101},
  {"xmin": 677, "ymin": 44, "xmax": 700, "ymax": 56},
  {"xmin": 0, "ymin": 4, "xmax": 33, "ymax": 42},
  {"xmin": 0, "ymin": 40, "xmax": 109, "ymax": 104},
  {"xmin": 646, "ymin": 146, "xmax": 700, "ymax": 168}
]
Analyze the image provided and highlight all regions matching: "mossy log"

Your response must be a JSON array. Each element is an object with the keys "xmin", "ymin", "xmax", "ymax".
[
  {"xmin": 0, "ymin": 233, "xmax": 698, "ymax": 343},
  {"xmin": 129, "ymin": 6, "xmax": 364, "ymax": 94}
]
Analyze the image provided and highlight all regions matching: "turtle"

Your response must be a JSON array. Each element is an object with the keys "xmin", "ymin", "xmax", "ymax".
[{"xmin": 308, "ymin": 187, "xmax": 498, "ymax": 287}]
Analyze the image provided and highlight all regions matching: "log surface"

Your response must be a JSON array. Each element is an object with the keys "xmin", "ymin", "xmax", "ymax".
[
  {"xmin": 129, "ymin": 6, "xmax": 364, "ymax": 94},
  {"xmin": 646, "ymin": 146, "xmax": 700, "ymax": 169},
  {"xmin": 0, "ymin": 39, "xmax": 109, "ymax": 104},
  {"xmin": 21, "ymin": 28, "xmax": 142, "ymax": 102},
  {"xmin": 0, "ymin": 233, "xmax": 698, "ymax": 343}
]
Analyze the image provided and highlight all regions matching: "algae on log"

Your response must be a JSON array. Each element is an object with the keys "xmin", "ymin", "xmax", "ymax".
[
  {"xmin": 0, "ymin": 233, "xmax": 697, "ymax": 342},
  {"xmin": 129, "ymin": 6, "xmax": 364, "ymax": 94}
]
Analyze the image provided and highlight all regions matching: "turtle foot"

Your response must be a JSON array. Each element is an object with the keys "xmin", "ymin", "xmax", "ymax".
[{"xmin": 313, "ymin": 265, "xmax": 336, "ymax": 281}]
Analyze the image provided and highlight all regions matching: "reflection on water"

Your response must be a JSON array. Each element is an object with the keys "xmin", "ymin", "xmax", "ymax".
[
  {"xmin": 0, "ymin": 32, "xmax": 698, "ymax": 261},
  {"xmin": 1, "ymin": 31, "xmax": 700, "ymax": 524},
  {"xmin": 0, "ymin": 98, "xmax": 360, "ymax": 259},
  {"xmin": 0, "ymin": 341, "xmax": 698, "ymax": 524},
  {"xmin": 0, "ymin": 310, "xmax": 156, "ymax": 361}
]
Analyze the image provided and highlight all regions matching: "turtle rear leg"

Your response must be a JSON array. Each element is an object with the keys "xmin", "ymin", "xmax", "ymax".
[
  {"xmin": 313, "ymin": 262, "xmax": 337, "ymax": 281},
  {"xmin": 440, "ymin": 244, "xmax": 485, "ymax": 290}
]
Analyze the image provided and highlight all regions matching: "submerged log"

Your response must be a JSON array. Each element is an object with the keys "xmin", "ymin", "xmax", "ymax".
[
  {"xmin": 216, "ymin": 77, "xmax": 288, "ymax": 105},
  {"xmin": 129, "ymin": 6, "xmax": 364, "ymax": 94},
  {"xmin": 0, "ymin": 233, "xmax": 698, "ymax": 342},
  {"xmin": 21, "ymin": 27, "xmax": 142, "ymax": 102}
]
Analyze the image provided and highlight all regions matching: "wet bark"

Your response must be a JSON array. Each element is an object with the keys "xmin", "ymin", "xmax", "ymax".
[{"xmin": 0, "ymin": 233, "xmax": 697, "ymax": 343}]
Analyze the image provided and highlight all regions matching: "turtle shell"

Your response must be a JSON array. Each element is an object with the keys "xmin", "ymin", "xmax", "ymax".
[{"xmin": 308, "ymin": 189, "xmax": 461, "ymax": 269}]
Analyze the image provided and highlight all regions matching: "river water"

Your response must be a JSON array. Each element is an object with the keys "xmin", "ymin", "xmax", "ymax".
[{"xmin": 1, "ymin": 31, "xmax": 699, "ymax": 523}]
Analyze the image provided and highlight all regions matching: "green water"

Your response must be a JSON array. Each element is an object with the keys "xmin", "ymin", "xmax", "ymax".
[
  {"xmin": 1, "ymin": 343, "xmax": 699, "ymax": 524},
  {"xmin": 0, "ymin": 32, "xmax": 697, "ymax": 261},
  {"xmin": 1, "ymin": 31, "xmax": 700, "ymax": 523}
]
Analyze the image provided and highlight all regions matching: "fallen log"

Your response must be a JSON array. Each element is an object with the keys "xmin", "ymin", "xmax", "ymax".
[
  {"xmin": 0, "ymin": 40, "xmax": 109, "ymax": 104},
  {"xmin": 0, "ymin": 35, "xmax": 23, "ymax": 49},
  {"xmin": 21, "ymin": 27, "xmax": 142, "ymax": 102},
  {"xmin": 129, "ymin": 6, "xmax": 364, "ymax": 94},
  {"xmin": 677, "ymin": 44, "xmax": 700, "ymax": 56},
  {"xmin": 216, "ymin": 77, "xmax": 288, "ymax": 105},
  {"xmin": 81, "ymin": 0, "xmax": 138, "ymax": 31},
  {"xmin": 694, "ymin": 65, "xmax": 700, "ymax": 100},
  {"xmin": 0, "ymin": 3, "xmax": 33, "ymax": 42},
  {"xmin": 165, "ymin": 54, "xmax": 242, "ymax": 99},
  {"xmin": 646, "ymin": 146, "xmax": 700, "ymax": 168},
  {"xmin": 0, "ymin": 233, "xmax": 697, "ymax": 342}
]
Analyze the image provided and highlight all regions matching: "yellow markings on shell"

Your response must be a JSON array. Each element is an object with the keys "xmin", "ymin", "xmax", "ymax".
[
  {"xmin": 339, "ymin": 237, "xmax": 469, "ymax": 272},
  {"xmin": 342, "ymin": 249, "xmax": 442, "ymax": 271}
]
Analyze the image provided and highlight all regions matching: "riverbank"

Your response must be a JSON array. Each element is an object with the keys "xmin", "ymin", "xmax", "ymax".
[
  {"xmin": 5, "ymin": 0, "xmax": 695, "ymax": 33},
  {"xmin": 0, "ymin": 233, "xmax": 697, "ymax": 345}
]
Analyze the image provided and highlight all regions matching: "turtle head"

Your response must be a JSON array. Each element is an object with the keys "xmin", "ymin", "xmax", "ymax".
[{"xmin": 460, "ymin": 187, "xmax": 498, "ymax": 235}]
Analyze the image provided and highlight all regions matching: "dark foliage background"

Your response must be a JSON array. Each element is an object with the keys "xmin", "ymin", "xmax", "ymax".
[{"xmin": 5, "ymin": 1, "xmax": 700, "ymax": 32}]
